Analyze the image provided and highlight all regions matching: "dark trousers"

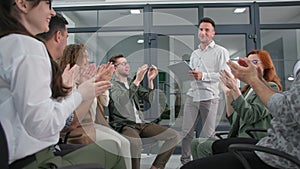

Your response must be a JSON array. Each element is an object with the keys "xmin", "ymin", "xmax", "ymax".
[
  {"xmin": 180, "ymin": 151, "xmax": 278, "ymax": 169},
  {"xmin": 121, "ymin": 123, "xmax": 180, "ymax": 169},
  {"xmin": 212, "ymin": 137, "xmax": 258, "ymax": 155},
  {"xmin": 181, "ymin": 137, "xmax": 278, "ymax": 169}
]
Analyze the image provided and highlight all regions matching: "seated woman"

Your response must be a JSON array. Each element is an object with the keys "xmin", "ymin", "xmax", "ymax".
[
  {"xmin": 0, "ymin": 1, "xmax": 125, "ymax": 168},
  {"xmin": 181, "ymin": 57, "xmax": 300, "ymax": 169},
  {"xmin": 59, "ymin": 44, "xmax": 132, "ymax": 169},
  {"xmin": 191, "ymin": 50, "xmax": 282, "ymax": 159}
]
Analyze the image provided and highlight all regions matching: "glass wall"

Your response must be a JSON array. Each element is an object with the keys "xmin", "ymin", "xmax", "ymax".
[
  {"xmin": 204, "ymin": 7, "xmax": 250, "ymax": 24},
  {"xmin": 259, "ymin": 4, "xmax": 300, "ymax": 89},
  {"xmin": 55, "ymin": 1, "xmax": 300, "ymax": 129}
]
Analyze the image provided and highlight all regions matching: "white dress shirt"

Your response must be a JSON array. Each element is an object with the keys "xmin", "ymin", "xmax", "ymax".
[
  {"xmin": 0, "ymin": 34, "xmax": 82, "ymax": 163},
  {"xmin": 187, "ymin": 41, "xmax": 230, "ymax": 101}
]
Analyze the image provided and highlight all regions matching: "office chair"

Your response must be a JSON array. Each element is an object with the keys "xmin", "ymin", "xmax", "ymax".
[{"xmin": 228, "ymin": 143, "xmax": 300, "ymax": 169}]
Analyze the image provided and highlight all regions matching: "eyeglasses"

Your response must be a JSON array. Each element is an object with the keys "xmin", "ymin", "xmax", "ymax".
[
  {"xmin": 251, "ymin": 59, "xmax": 259, "ymax": 65},
  {"xmin": 13, "ymin": 0, "xmax": 52, "ymax": 10},
  {"xmin": 115, "ymin": 62, "xmax": 129, "ymax": 66}
]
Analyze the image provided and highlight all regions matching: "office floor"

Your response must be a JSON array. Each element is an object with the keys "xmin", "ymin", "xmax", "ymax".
[{"xmin": 141, "ymin": 153, "xmax": 182, "ymax": 169}]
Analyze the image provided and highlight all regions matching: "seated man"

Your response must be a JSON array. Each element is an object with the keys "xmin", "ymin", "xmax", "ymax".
[{"xmin": 108, "ymin": 54, "xmax": 180, "ymax": 169}]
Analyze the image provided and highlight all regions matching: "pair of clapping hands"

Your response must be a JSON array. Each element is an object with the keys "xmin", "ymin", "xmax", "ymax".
[
  {"xmin": 62, "ymin": 62, "xmax": 114, "ymax": 101},
  {"xmin": 220, "ymin": 58, "xmax": 262, "ymax": 96},
  {"xmin": 134, "ymin": 64, "xmax": 158, "ymax": 83}
]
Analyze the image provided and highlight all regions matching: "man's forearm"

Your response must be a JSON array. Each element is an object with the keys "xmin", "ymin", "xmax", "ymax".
[{"xmin": 148, "ymin": 80, "xmax": 154, "ymax": 89}]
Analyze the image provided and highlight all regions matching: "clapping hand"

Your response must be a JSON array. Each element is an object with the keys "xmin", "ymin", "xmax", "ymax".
[
  {"xmin": 77, "ymin": 78, "xmax": 111, "ymax": 101},
  {"xmin": 220, "ymin": 70, "xmax": 237, "ymax": 94},
  {"xmin": 227, "ymin": 58, "xmax": 259, "ymax": 84},
  {"xmin": 78, "ymin": 63, "xmax": 97, "ymax": 84},
  {"xmin": 62, "ymin": 64, "xmax": 80, "ymax": 88},
  {"xmin": 135, "ymin": 64, "xmax": 148, "ymax": 83},
  {"xmin": 95, "ymin": 62, "xmax": 115, "ymax": 82},
  {"xmin": 148, "ymin": 65, "xmax": 158, "ymax": 81}
]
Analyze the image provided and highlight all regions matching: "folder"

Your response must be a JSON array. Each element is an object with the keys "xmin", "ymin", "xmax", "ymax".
[{"xmin": 168, "ymin": 61, "xmax": 194, "ymax": 81}]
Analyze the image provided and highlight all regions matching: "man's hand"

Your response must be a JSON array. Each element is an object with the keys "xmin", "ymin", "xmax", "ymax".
[
  {"xmin": 134, "ymin": 64, "xmax": 148, "ymax": 86},
  {"xmin": 148, "ymin": 65, "xmax": 158, "ymax": 81},
  {"xmin": 189, "ymin": 69, "xmax": 203, "ymax": 80}
]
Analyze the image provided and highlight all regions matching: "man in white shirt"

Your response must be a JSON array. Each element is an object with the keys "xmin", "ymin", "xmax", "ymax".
[{"xmin": 181, "ymin": 17, "xmax": 230, "ymax": 165}]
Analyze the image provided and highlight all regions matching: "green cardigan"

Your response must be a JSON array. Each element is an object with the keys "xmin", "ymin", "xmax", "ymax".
[{"xmin": 227, "ymin": 82, "xmax": 279, "ymax": 139}]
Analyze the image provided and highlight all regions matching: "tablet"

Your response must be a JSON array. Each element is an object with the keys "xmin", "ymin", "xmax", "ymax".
[{"xmin": 168, "ymin": 61, "xmax": 194, "ymax": 81}]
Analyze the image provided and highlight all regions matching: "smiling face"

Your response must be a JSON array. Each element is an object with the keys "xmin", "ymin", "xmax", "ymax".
[
  {"xmin": 198, "ymin": 22, "xmax": 215, "ymax": 44},
  {"xmin": 15, "ymin": 0, "xmax": 56, "ymax": 35}
]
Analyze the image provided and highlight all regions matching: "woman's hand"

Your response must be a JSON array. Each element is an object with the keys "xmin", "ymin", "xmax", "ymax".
[
  {"xmin": 220, "ymin": 70, "xmax": 237, "ymax": 90},
  {"xmin": 62, "ymin": 64, "xmax": 79, "ymax": 88},
  {"xmin": 220, "ymin": 69, "xmax": 241, "ymax": 99},
  {"xmin": 95, "ymin": 62, "xmax": 115, "ymax": 82},
  {"xmin": 77, "ymin": 78, "xmax": 112, "ymax": 101},
  {"xmin": 220, "ymin": 70, "xmax": 231, "ymax": 96},
  {"xmin": 78, "ymin": 63, "xmax": 97, "ymax": 84},
  {"xmin": 227, "ymin": 58, "xmax": 258, "ymax": 85}
]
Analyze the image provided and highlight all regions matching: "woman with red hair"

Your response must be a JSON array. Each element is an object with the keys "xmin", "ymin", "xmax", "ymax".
[{"xmin": 190, "ymin": 50, "xmax": 282, "ymax": 162}]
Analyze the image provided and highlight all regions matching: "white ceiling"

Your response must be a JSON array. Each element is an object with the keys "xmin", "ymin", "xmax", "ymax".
[
  {"xmin": 53, "ymin": 0, "xmax": 300, "ymax": 63},
  {"xmin": 53, "ymin": 0, "xmax": 300, "ymax": 7}
]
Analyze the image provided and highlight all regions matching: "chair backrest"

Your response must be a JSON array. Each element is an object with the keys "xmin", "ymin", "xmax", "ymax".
[{"xmin": 0, "ymin": 122, "xmax": 9, "ymax": 169}]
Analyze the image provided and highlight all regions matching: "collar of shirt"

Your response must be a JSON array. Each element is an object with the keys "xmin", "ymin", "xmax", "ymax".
[{"xmin": 198, "ymin": 40, "xmax": 215, "ymax": 51}]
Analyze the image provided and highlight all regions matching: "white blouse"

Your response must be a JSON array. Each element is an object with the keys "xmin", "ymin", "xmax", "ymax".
[{"xmin": 0, "ymin": 34, "xmax": 82, "ymax": 163}]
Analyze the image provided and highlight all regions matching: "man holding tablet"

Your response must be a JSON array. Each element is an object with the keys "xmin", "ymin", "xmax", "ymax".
[{"xmin": 180, "ymin": 17, "xmax": 231, "ymax": 165}]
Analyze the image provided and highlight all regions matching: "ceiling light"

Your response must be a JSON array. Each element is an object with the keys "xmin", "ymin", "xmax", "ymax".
[
  {"xmin": 234, "ymin": 8, "xmax": 246, "ymax": 14},
  {"xmin": 130, "ymin": 9, "xmax": 141, "ymax": 14},
  {"xmin": 137, "ymin": 39, "xmax": 144, "ymax": 44}
]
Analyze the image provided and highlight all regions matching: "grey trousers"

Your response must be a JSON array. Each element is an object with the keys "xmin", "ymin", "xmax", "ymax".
[
  {"xmin": 181, "ymin": 96, "xmax": 219, "ymax": 164},
  {"xmin": 121, "ymin": 123, "xmax": 180, "ymax": 169}
]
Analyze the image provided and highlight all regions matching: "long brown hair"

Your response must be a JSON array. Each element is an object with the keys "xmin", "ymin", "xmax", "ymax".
[
  {"xmin": 59, "ymin": 43, "xmax": 87, "ymax": 70},
  {"xmin": 241, "ymin": 50, "xmax": 282, "ymax": 93},
  {"xmin": 0, "ymin": 0, "xmax": 68, "ymax": 99}
]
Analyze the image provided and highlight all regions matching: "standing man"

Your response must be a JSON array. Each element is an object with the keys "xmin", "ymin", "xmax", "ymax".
[
  {"xmin": 181, "ymin": 17, "xmax": 230, "ymax": 165},
  {"xmin": 109, "ymin": 54, "xmax": 180, "ymax": 169}
]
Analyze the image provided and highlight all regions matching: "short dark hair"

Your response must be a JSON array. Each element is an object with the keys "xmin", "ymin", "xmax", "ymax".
[
  {"xmin": 199, "ymin": 17, "xmax": 215, "ymax": 28},
  {"xmin": 109, "ymin": 54, "xmax": 125, "ymax": 64},
  {"xmin": 37, "ymin": 13, "xmax": 68, "ymax": 41}
]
